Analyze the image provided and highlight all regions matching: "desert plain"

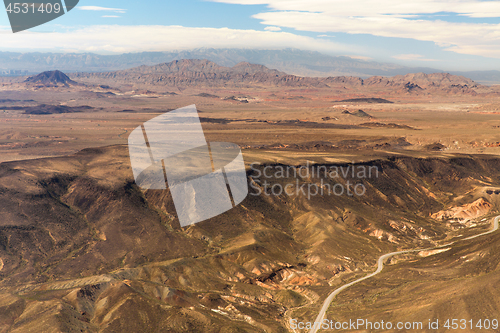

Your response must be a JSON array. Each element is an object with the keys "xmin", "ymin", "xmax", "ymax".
[{"xmin": 0, "ymin": 62, "xmax": 500, "ymax": 332}]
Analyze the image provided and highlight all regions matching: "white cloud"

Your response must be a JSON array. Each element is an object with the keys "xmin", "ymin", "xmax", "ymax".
[
  {"xmin": 208, "ymin": 0, "xmax": 500, "ymax": 58},
  {"xmin": 209, "ymin": 0, "xmax": 500, "ymax": 18},
  {"xmin": 264, "ymin": 26, "xmax": 281, "ymax": 31},
  {"xmin": 392, "ymin": 54, "xmax": 437, "ymax": 61},
  {"xmin": 78, "ymin": 6, "xmax": 126, "ymax": 13},
  {"xmin": 0, "ymin": 25, "xmax": 359, "ymax": 54},
  {"xmin": 253, "ymin": 11, "xmax": 500, "ymax": 57},
  {"xmin": 102, "ymin": 15, "xmax": 120, "ymax": 18},
  {"xmin": 347, "ymin": 55, "xmax": 372, "ymax": 61}
]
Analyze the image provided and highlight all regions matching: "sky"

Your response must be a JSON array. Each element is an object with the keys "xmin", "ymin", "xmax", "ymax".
[{"xmin": 1, "ymin": 0, "xmax": 500, "ymax": 71}]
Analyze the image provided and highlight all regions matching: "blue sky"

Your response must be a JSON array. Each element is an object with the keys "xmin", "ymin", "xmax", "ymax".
[{"xmin": 1, "ymin": 0, "xmax": 500, "ymax": 71}]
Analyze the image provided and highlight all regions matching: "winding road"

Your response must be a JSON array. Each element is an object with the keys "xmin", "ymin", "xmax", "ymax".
[{"xmin": 309, "ymin": 215, "xmax": 500, "ymax": 333}]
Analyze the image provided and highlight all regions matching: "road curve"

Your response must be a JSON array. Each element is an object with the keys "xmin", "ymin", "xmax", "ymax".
[{"xmin": 309, "ymin": 215, "xmax": 500, "ymax": 333}]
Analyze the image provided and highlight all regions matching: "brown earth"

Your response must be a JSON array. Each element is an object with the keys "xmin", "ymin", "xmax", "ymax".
[
  {"xmin": 1, "ymin": 63, "xmax": 500, "ymax": 332},
  {"xmin": 0, "ymin": 145, "xmax": 500, "ymax": 332}
]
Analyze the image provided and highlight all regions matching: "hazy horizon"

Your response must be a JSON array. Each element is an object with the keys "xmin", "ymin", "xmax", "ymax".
[{"xmin": 1, "ymin": 0, "xmax": 500, "ymax": 72}]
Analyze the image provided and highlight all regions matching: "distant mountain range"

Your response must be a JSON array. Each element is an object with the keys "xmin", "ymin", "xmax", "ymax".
[
  {"xmin": 71, "ymin": 59, "xmax": 487, "ymax": 97},
  {"xmin": 2, "ymin": 48, "xmax": 500, "ymax": 85}
]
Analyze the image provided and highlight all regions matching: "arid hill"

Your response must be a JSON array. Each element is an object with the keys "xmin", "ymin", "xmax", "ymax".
[
  {"xmin": 338, "ymin": 97, "xmax": 394, "ymax": 103},
  {"xmin": 72, "ymin": 59, "xmax": 358, "ymax": 88},
  {"xmin": 25, "ymin": 70, "xmax": 79, "ymax": 87},
  {"xmin": 1, "ymin": 145, "xmax": 500, "ymax": 331},
  {"xmin": 72, "ymin": 59, "xmax": 492, "ymax": 95},
  {"xmin": 1, "ymin": 104, "xmax": 95, "ymax": 115},
  {"xmin": 364, "ymin": 72, "xmax": 479, "ymax": 94}
]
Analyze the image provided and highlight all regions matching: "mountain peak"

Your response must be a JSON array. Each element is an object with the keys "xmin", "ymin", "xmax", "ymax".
[
  {"xmin": 25, "ymin": 70, "xmax": 78, "ymax": 86},
  {"xmin": 231, "ymin": 62, "xmax": 283, "ymax": 75}
]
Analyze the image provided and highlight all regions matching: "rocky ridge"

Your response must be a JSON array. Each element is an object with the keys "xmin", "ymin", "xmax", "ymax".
[{"xmin": 72, "ymin": 59, "xmax": 488, "ymax": 95}]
